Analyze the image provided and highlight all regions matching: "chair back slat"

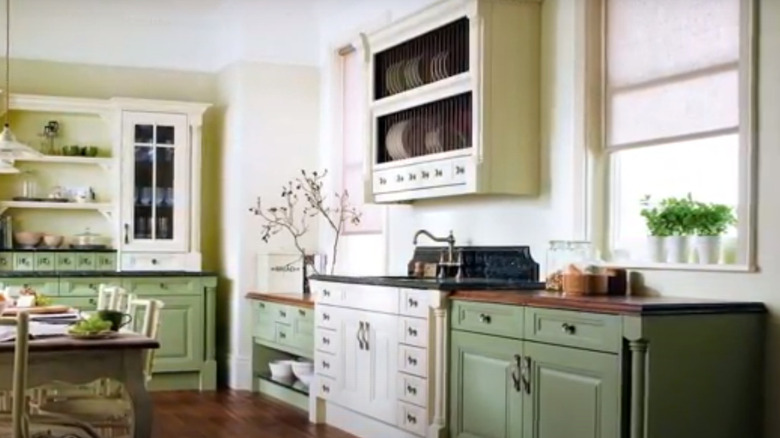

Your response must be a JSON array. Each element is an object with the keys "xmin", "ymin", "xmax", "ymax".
[
  {"xmin": 125, "ymin": 299, "xmax": 164, "ymax": 383},
  {"xmin": 97, "ymin": 285, "xmax": 133, "ymax": 312},
  {"xmin": 1, "ymin": 313, "xmax": 30, "ymax": 438}
]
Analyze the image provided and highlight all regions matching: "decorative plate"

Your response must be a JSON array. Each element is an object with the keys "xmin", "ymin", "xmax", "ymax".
[{"xmin": 67, "ymin": 330, "xmax": 118, "ymax": 340}]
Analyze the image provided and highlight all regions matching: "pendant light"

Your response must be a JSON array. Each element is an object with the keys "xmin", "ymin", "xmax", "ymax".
[{"xmin": 0, "ymin": 0, "xmax": 40, "ymax": 158}]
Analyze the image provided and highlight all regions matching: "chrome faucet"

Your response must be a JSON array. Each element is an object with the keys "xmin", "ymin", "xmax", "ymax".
[{"xmin": 413, "ymin": 229, "xmax": 456, "ymax": 264}]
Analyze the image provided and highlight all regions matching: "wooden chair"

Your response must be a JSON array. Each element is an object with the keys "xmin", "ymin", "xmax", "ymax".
[
  {"xmin": 0, "ymin": 312, "xmax": 102, "ymax": 438},
  {"xmin": 36, "ymin": 299, "xmax": 164, "ymax": 437},
  {"xmin": 96, "ymin": 285, "xmax": 133, "ymax": 313}
]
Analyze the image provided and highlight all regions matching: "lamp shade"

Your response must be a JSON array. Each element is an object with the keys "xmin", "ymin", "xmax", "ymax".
[{"xmin": 0, "ymin": 123, "xmax": 41, "ymax": 158}]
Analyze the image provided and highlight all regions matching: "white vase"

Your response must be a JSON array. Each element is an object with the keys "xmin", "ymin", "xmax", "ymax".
[
  {"xmin": 665, "ymin": 235, "xmax": 690, "ymax": 263},
  {"xmin": 646, "ymin": 236, "xmax": 665, "ymax": 262},
  {"xmin": 694, "ymin": 235, "xmax": 721, "ymax": 264}
]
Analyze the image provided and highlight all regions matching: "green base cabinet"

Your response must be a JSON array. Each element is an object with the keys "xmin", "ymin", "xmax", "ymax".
[
  {"xmin": 0, "ymin": 273, "xmax": 217, "ymax": 392},
  {"xmin": 449, "ymin": 300, "xmax": 764, "ymax": 438}
]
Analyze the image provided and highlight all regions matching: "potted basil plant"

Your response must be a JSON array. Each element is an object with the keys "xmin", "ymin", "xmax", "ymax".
[
  {"xmin": 692, "ymin": 202, "xmax": 736, "ymax": 264},
  {"xmin": 640, "ymin": 195, "xmax": 670, "ymax": 262}
]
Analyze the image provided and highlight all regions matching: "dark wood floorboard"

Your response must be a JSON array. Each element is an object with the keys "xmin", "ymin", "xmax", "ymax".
[{"xmin": 152, "ymin": 390, "xmax": 356, "ymax": 438}]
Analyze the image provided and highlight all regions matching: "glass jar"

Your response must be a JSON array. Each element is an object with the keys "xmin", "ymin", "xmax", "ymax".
[
  {"xmin": 545, "ymin": 240, "xmax": 595, "ymax": 291},
  {"xmin": 18, "ymin": 171, "xmax": 37, "ymax": 199}
]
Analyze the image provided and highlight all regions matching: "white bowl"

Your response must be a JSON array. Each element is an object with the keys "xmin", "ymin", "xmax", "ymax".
[
  {"xmin": 269, "ymin": 360, "xmax": 293, "ymax": 379},
  {"xmin": 292, "ymin": 361, "xmax": 314, "ymax": 380},
  {"xmin": 297, "ymin": 373, "xmax": 313, "ymax": 387}
]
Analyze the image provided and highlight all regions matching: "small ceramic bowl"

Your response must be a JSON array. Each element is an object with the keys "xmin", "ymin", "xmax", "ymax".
[
  {"xmin": 14, "ymin": 231, "xmax": 42, "ymax": 247},
  {"xmin": 291, "ymin": 361, "xmax": 314, "ymax": 380},
  {"xmin": 268, "ymin": 360, "xmax": 293, "ymax": 379},
  {"xmin": 42, "ymin": 234, "xmax": 63, "ymax": 248}
]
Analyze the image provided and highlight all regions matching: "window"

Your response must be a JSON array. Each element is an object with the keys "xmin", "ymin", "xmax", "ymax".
[
  {"xmin": 593, "ymin": 0, "xmax": 755, "ymax": 268},
  {"xmin": 338, "ymin": 46, "xmax": 383, "ymax": 235}
]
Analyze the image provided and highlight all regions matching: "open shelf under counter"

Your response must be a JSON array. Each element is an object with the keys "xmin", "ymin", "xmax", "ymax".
[{"xmin": 255, "ymin": 371, "xmax": 310, "ymax": 396}]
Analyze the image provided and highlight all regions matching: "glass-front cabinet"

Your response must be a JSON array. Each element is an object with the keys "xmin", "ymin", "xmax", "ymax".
[{"xmin": 121, "ymin": 112, "xmax": 190, "ymax": 253}]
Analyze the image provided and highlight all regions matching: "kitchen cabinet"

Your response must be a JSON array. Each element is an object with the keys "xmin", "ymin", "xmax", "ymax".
[
  {"xmin": 450, "ymin": 299, "xmax": 764, "ymax": 438},
  {"xmin": 1, "ymin": 273, "xmax": 217, "ymax": 392},
  {"xmin": 450, "ymin": 331, "xmax": 523, "ymax": 438},
  {"xmin": 311, "ymin": 280, "xmax": 449, "ymax": 438},
  {"xmin": 362, "ymin": 0, "xmax": 542, "ymax": 203},
  {"xmin": 115, "ymin": 99, "xmax": 209, "ymax": 271}
]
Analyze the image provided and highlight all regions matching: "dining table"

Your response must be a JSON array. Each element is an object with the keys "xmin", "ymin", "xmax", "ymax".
[{"xmin": 0, "ymin": 328, "xmax": 159, "ymax": 438}]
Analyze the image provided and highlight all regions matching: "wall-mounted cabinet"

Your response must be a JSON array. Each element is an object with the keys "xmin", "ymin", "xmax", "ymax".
[{"xmin": 363, "ymin": 0, "xmax": 542, "ymax": 203}]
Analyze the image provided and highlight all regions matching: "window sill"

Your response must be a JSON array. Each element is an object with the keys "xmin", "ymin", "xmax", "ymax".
[{"xmin": 601, "ymin": 261, "xmax": 756, "ymax": 273}]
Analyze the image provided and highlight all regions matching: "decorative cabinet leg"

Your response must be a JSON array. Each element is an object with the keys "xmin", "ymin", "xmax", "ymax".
[{"xmin": 630, "ymin": 340, "xmax": 648, "ymax": 438}]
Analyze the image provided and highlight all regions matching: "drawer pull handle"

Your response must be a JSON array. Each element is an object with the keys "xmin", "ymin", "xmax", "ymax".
[
  {"xmin": 259, "ymin": 303, "xmax": 265, "ymax": 308},
  {"xmin": 323, "ymin": 290, "xmax": 331, "ymax": 297},
  {"xmin": 408, "ymin": 327, "xmax": 418, "ymax": 337},
  {"xmin": 88, "ymin": 298, "xmax": 96, "ymax": 305},
  {"xmin": 279, "ymin": 332, "xmax": 286, "ymax": 339},
  {"xmin": 322, "ymin": 337, "xmax": 330, "ymax": 345},
  {"xmin": 408, "ymin": 298, "xmax": 418, "ymax": 308},
  {"xmin": 406, "ymin": 385, "xmax": 417, "ymax": 395},
  {"xmin": 396, "ymin": 174, "xmax": 404, "ymax": 182},
  {"xmin": 511, "ymin": 354, "xmax": 522, "ymax": 392},
  {"xmin": 323, "ymin": 313, "xmax": 330, "ymax": 321},
  {"xmin": 456, "ymin": 165, "xmax": 465, "ymax": 174},
  {"xmin": 435, "ymin": 169, "xmax": 443, "ymax": 177},
  {"xmin": 63, "ymin": 259, "xmax": 71, "ymax": 265},
  {"xmin": 379, "ymin": 177, "xmax": 387, "ymax": 185},
  {"xmin": 322, "ymin": 361, "xmax": 330, "ymax": 369},
  {"xmin": 407, "ymin": 356, "xmax": 418, "ymax": 366},
  {"xmin": 409, "ymin": 173, "xmax": 416, "ymax": 181},
  {"xmin": 421, "ymin": 170, "xmax": 430, "ymax": 179},
  {"xmin": 407, "ymin": 413, "xmax": 417, "ymax": 424},
  {"xmin": 322, "ymin": 384, "xmax": 330, "ymax": 393},
  {"xmin": 358, "ymin": 321, "xmax": 365, "ymax": 350},
  {"xmin": 561, "ymin": 323, "xmax": 576, "ymax": 335},
  {"xmin": 479, "ymin": 313, "xmax": 492, "ymax": 324},
  {"xmin": 298, "ymin": 309, "xmax": 305, "ymax": 316},
  {"xmin": 279, "ymin": 310, "xmax": 286, "ymax": 318}
]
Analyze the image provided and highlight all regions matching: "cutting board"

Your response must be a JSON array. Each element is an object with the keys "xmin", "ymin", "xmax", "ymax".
[{"xmin": 1, "ymin": 305, "xmax": 72, "ymax": 315}]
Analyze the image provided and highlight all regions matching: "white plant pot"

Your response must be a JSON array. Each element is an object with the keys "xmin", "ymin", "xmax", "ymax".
[
  {"xmin": 694, "ymin": 235, "xmax": 721, "ymax": 264},
  {"xmin": 665, "ymin": 236, "xmax": 690, "ymax": 263},
  {"xmin": 646, "ymin": 236, "xmax": 666, "ymax": 262}
]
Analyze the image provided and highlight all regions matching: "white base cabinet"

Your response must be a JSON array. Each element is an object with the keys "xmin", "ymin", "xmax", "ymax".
[{"xmin": 310, "ymin": 280, "xmax": 449, "ymax": 438}]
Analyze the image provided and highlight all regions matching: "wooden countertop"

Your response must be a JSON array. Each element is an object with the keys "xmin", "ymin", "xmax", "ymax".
[
  {"xmin": 450, "ymin": 290, "xmax": 767, "ymax": 315},
  {"xmin": 245, "ymin": 292, "xmax": 314, "ymax": 309}
]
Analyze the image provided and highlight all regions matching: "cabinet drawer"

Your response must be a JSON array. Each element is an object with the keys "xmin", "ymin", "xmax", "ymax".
[
  {"xmin": 315, "ymin": 352, "xmax": 337, "ymax": 378},
  {"xmin": 124, "ymin": 277, "xmax": 200, "ymax": 296},
  {"xmin": 34, "ymin": 253, "xmax": 56, "ymax": 271},
  {"xmin": 95, "ymin": 253, "xmax": 117, "ymax": 271},
  {"xmin": 316, "ymin": 375, "xmax": 337, "ymax": 400},
  {"xmin": 75, "ymin": 253, "xmax": 96, "ymax": 270},
  {"xmin": 0, "ymin": 254, "xmax": 12, "ymax": 271},
  {"xmin": 55, "ymin": 253, "xmax": 77, "ymax": 271},
  {"xmin": 315, "ymin": 305, "xmax": 338, "ymax": 330},
  {"xmin": 12, "ymin": 253, "xmax": 34, "ymax": 271},
  {"xmin": 399, "ymin": 317, "xmax": 428, "ymax": 348},
  {"xmin": 451, "ymin": 300, "xmax": 524, "ymax": 339},
  {"xmin": 60, "ymin": 278, "xmax": 119, "ymax": 297},
  {"xmin": 397, "ymin": 373, "xmax": 427, "ymax": 408},
  {"xmin": 311, "ymin": 281, "xmax": 400, "ymax": 314},
  {"xmin": 310, "ymin": 281, "xmax": 345, "ymax": 305},
  {"xmin": 400, "ymin": 289, "xmax": 428, "ymax": 318},
  {"xmin": 274, "ymin": 322, "xmax": 293, "ymax": 345},
  {"xmin": 524, "ymin": 307, "xmax": 621, "ymax": 353},
  {"xmin": 398, "ymin": 345, "xmax": 427, "ymax": 378},
  {"xmin": 397, "ymin": 401, "xmax": 427, "ymax": 436},
  {"xmin": 316, "ymin": 328, "xmax": 338, "ymax": 354},
  {"xmin": 121, "ymin": 253, "xmax": 187, "ymax": 271}
]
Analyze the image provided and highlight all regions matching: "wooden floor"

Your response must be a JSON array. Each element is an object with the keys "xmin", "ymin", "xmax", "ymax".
[{"xmin": 152, "ymin": 390, "xmax": 355, "ymax": 438}]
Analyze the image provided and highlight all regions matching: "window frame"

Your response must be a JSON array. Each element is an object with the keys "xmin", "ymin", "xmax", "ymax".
[{"xmin": 580, "ymin": 0, "xmax": 759, "ymax": 272}]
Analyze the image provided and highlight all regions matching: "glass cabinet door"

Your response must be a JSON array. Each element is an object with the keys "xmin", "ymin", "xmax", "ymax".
[{"xmin": 122, "ymin": 112, "xmax": 190, "ymax": 252}]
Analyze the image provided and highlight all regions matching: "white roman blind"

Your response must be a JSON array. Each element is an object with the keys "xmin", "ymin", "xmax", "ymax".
[
  {"xmin": 604, "ymin": 0, "xmax": 747, "ymax": 261},
  {"xmin": 341, "ymin": 47, "xmax": 383, "ymax": 235}
]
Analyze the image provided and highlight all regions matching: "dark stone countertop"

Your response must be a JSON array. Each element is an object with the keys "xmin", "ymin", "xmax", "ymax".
[
  {"xmin": 0, "ymin": 248, "xmax": 117, "ymax": 253},
  {"xmin": 309, "ymin": 274, "xmax": 545, "ymax": 291},
  {"xmin": 0, "ymin": 270, "xmax": 217, "ymax": 278}
]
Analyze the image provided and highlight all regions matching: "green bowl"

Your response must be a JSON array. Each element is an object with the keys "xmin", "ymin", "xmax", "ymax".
[
  {"xmin": 82, "ymin": 146, "xmax": 98, "ymax": 157},
  {"xmin": 62, "ymin": 146, "xmax": 80, "ymax": 156}
]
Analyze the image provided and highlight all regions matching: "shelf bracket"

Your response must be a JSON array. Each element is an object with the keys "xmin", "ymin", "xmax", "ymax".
[
  {"xmin": 99, "ymin": 208, "xmax": 113, "ymax": 221},
  {"xmin": 0, "ymin": 206, "xmax": 8, "ymax": 216}
]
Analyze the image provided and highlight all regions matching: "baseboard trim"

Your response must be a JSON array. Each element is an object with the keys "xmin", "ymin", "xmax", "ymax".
[
  {"xmin": 226, "ymin": 354, "xmax": 253, "ymax": 390},
  {"xmin": 324, "ymin": 402, "xmax": 417, "ymax": 438}
]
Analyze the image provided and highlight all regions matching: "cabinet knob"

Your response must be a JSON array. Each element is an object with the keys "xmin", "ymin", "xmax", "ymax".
[
  {"xmin": 406, "ymin": 385, "xmax": 417, "ymax": 395},
  {"xmin": 322, "ymin": 384, "xmax": 330, "ymax": 393},
  {"xmin": 88, "ymin": 298, "xmax": 97, "ymax": 305},
  {"xmin": 407, "ymin": 413, "xmax": 417, "ymax": 424},
  {"xmin": 408, "ymin": 327, "xmax": 418, "ymax": 337},
  {"xmin": 322, "ymin": 337, "xmax": 330, "ymax": 345},
  {"xmin": 479, "ymin": 313, "xmax": 492, "ymax": 324},
  {"xmin": 259, "ymin": 303, "xmax": 265, "ymax": 308},
  {"xmin": 151, "ymin": 258, "xmax": 158, "ymax": 265},
  {"xmin": 279, "ymin": 310, "xmax": 286, "ymax": 318},
  {"xmin": 407, "ymin": 356, "xmax": 418, "ymax": 366},
  {"xmin": 88, "ymin": 284, "xmax": 96, "ymax": 289},
  {"xmin": 408, "ymin": 297, "xmax": 418, "ymax": 308},
  {"xmin": 322, "ymin": 360, "xmax": 330, "ymax": 369},
  {"xmin": 323, "ymin": 313, "xmax": 330, "ymax": 321},
  {"xmin": 298, "ymin": 309, "xmax": 305, "ymax": 316},
  {"xmin": 323, "ymin": 290, "xmax": 331, "ymax": 297},
  {"xmin": 279, "ymin": 332, "xmax": 286, "ymax": 339},
  {"xmin": 561, "ymin": 323, "xmax": 576, "ymax": 335}
]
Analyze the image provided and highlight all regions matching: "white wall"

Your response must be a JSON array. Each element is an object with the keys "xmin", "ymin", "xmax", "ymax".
[
  {"xmin": 7, "ymin": 0, "xmax": 322, "ymax": 71},
  {"xmin": 218, "ymin": 60, "xmax": 320, "ymax": 389},
  {"xmin": 318, "ymin": 0, "xmax": 780, "ymax": 436}
]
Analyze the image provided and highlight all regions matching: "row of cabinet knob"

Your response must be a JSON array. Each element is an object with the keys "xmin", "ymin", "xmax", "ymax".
[{"xmin": 378, "ymin": 165, "xmax": 466, "ymax": 185}]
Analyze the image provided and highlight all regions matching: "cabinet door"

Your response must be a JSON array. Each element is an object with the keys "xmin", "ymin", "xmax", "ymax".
[
  {"xmin": 362, "ymin": 310, "xmax": 399, "ymax": 424},
  {"xmin": 121, "ymin": 111, "xmax": 190, "ymax": 252},
  {"xmin": 335, "ymin": 307, "xmax": 364, "ymax": 410},
  {"xmin": 450, "ymin": 330, "xmax": 524, "ymax": 438},
  {"xmin": 523, "ymin": 342, "xmax": 619, "ymax": 438},
  {"xmin": 145, "ymin": 294, "xmax": 204, "ymax": 372}
]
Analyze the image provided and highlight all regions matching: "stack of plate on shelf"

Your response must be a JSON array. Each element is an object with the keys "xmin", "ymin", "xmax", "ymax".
[{"xmin": 384, "ymin": 50, "xmax": 451, "ymax": 96}]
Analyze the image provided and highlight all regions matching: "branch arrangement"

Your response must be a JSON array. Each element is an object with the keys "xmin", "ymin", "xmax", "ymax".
[{"xmin": 249, "ymin": 169, "xmax": 361, "ymax": 275}]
